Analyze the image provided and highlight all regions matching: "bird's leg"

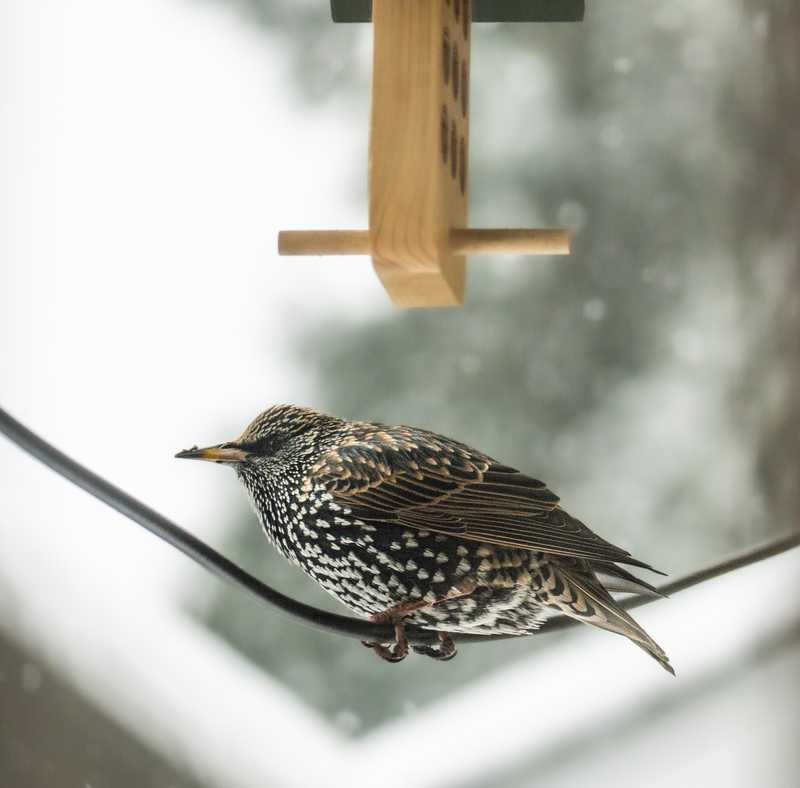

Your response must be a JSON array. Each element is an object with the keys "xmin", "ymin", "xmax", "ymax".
[
  {"xmin": 410, "ymin": 578, "xmax": 476, "ymax": 660},
  {"xmin": 362, "ymin": 620, "xmax": 409, "ymax": 663},
  {"xmin": 362, "ymin": 599, "xmax": 431, "ymax": 662},
  {"xmin": 364, "ymin": 578, "xmax": 478, "ymax": 663}
]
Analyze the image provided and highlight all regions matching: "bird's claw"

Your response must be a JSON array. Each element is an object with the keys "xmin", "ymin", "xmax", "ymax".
[
  {"xmin": 362, "ymin": 614, "xmax": 412, "ymax": 662},
  {"xmin": 361, "ymin": 640, "xmax": 407, "ymax": 663},
  {"xmin": 411, "ymin": 633, "xmax": 457, "ymax": 661}
]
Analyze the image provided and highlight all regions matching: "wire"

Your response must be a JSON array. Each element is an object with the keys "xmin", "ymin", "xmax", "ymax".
[{"xmin": 2, "ymin": 405, "xmax": 798, "ymax": 647}]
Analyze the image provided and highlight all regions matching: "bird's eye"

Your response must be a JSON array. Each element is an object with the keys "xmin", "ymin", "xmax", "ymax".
[{"xmin": 247, "ymin": 435, "xmax": 282, "ymax": 456}]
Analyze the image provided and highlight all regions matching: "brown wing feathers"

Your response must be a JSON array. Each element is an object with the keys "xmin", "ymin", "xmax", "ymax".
[{"xmin": 310, "ymin": 426, "xmax": 661, "ymax": 573}]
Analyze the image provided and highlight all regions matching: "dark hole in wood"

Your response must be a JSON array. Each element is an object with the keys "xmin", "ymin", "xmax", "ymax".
[
  {"xmin": 463, "ymin": 0, "xmax": 470, "ymax": 39},
  {"xmin": 442, "ymin": 28, "xmax": 450, "ymax": 85},
  {"xmin": 452, "ymin": 44, "xmax": 459, "ymax": 101},
  {"xmin": 441, "ymin": 105, "xmax": 448, "ymax": 164},
  {"xmin": 461, "ymin": 60, "xmax": 468, "ymax": 117},
  {"xmin": 459, "ymin": 136, "xmax": 466, "ymax": 194},
  {"xmin": 450, "ymin": 122, "xmax": 457, "ymax": 179},
  {"xmin": 454, "ymin": 0, "xmax": 461, "ymax": 23}
]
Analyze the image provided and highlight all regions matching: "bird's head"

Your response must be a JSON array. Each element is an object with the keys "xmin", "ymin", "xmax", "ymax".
[{"xmin": 175, "ymin": 404, "xmax": 345, "ymax": 481}]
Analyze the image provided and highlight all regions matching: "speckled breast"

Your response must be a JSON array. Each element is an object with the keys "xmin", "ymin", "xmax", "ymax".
[{"xmin": 253, "ymin": 483, "xmax": 551, "ymax": 635}]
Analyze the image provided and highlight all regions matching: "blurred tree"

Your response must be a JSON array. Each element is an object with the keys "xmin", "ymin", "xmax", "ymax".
[{"xmin": 724, "ymin": 1, "xmax": 800, "ymax": 530}]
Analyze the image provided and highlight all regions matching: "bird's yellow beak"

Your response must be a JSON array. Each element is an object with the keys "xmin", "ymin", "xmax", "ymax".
[{"xmin": 174, "ymin": 444, "xmax": 250, "ymax": 464}]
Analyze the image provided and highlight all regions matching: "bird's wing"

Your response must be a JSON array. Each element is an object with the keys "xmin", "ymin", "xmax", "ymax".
[{"xmin": 309, "ymin": 427, "xmax": 655, "ymax": 570}]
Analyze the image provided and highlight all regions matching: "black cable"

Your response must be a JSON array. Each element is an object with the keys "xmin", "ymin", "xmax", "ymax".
[{"xmin": 2, "ymin": 406, "xmax": 798, "ymax": 646}]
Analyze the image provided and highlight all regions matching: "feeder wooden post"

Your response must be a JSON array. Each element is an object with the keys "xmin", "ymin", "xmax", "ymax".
[
  {"xmin": 277, "ymin": 0, "xmax": 576, "ymax": 308},
  {"xmin": 368, "ymin": 0, "xmax": 470, "ymax": 306}
]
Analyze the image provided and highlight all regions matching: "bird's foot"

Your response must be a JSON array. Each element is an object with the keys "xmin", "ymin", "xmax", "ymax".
[
  {"xmin": 411, "ymin": 632, "xmax": 457, "ymax": 661},
  {"xmin": 362, "ymin": 582, "xmax": 476, "ymax": 663},
  {"xmin": 362, "ymin": 620, "xmax": 409, "ymax": 663},
  {"xmin": 361, "ymin": 599, "xmax": 434, "ymax": 663}
]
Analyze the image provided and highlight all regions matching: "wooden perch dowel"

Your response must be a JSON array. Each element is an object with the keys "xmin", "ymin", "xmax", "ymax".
[
  {"xmin": 278, "ymin": 230, "xmax": 371, "ymax": 256},
  {"xmin": 278, "ymin": 228, "xmax": 570, "ymax": 257},
  {"xmin": 451, "ymin": 228, "xmax": 570, "ymax": 255}
]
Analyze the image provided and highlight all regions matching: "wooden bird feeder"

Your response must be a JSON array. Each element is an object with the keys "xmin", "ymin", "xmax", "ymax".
[{"xmin": 278, "ymin": 0, "xmax": 585, "ymax": 307}]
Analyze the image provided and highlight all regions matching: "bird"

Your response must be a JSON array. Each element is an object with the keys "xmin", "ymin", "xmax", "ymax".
[{"xmin": 176, "ymin": 404, "xmax": 673, "ymax": 674}]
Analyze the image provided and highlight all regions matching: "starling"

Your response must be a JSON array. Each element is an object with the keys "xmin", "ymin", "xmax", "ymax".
[{"xmin": 176, "ymin": 404, "xmax": 673, "ymax": 674}]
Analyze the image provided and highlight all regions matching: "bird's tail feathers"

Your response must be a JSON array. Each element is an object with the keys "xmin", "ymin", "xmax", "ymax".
[
  {"xmin": 552, "ymin": 567, "xmax": 675, "ymax": 676},
  {"xmin": 592, "ymin": 561, "xmax": 666, "ymax": 597}
]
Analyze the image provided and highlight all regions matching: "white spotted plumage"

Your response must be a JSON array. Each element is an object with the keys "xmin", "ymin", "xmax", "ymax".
[{"xmin": 180, "ymin": 404, "xmax": 673, "ymax": 672}]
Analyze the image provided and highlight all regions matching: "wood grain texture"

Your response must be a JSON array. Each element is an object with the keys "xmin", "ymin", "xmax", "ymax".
[
  {"xmin": 278, "ymin": 229, "xmax": 569, "ymax": 257},
  {"xmin": 368, "ymin": 0, "xmax": 470, "ymax": 307},
  {"xmin": 278, "ymin": 230, "xmax": 371, "ymax": 256},
  {"xmin": 451, "ymin": 228, "xmax": 570, "ymax": 255}
]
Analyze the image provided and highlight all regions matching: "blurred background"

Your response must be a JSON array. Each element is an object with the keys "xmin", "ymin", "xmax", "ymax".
[{"xmin": 1, "ymin": 0, "xmax": 798, "ymax": 786}]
